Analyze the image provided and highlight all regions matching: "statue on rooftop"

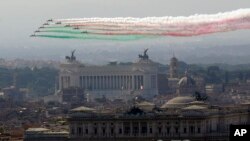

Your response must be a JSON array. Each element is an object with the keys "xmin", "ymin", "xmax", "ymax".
[
  {"xmin": 138, "ymin": 48, "xmax": 149, "ymax": 60},
  {"xmin": 65, "ymin": 50, "xmax": 76, "ymax": 62}
]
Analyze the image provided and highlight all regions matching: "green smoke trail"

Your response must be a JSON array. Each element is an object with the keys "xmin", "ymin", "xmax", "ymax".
[
  {"xmin": 36, "ymin": 34, "xmax": 157, "ymax": 41},
  {"xmin": 44, "ymin": 26, "xmax": 71, "ymax": 29},
  {"xmin": 36, "ymin": 35, "xmax": 81, "ymax": 39},
  {"xmin": 36, "ymin": 25, "xmax": 159, "ymax": 41},
  {"xmin": 41, "ymin": 30, "xmax": 83, "ymax": 35}
]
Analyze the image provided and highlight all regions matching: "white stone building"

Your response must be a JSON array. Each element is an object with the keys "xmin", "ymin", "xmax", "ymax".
[
  {"xmin": 67, "ymin": 98, "xmax": 250, "ymax": 141},
  {"xmin": 59, "ymin": 50, "xmax": 160, "ymax": 100}
]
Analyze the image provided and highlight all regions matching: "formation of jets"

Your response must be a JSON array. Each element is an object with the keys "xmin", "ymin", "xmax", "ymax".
[
  {"xmin": 30, "ymin": 30, "xmax": 40, "ymax": 37},
  {"xmin": 30, "ymin": 19, "xmax": 90, "ymax": 37}
]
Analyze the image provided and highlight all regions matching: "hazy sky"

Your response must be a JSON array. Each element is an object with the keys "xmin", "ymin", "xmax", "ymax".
[{"xmin": 1, "ymin": 0, "xmax": 250, "ymax": 64}]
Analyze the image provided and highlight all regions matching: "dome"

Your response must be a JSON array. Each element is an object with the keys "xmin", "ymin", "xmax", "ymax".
[
  {"xmin": 189, "ymin": 101, "xmax": 206, "ymax": 105},
  {"xmin": 71, "ymin": 106, "xmax": 96, "ymax": 113},
  {"xmin": 161, "ymin": 96, "xmax": 195, "ymax": 109},
  {"xmin": 136, "ymin": 101, "xmax": 155, "ymax": 111},
  {"xmin": 170, "ymin": 56, "xmax": 178, "ymax": 62},
  {"xmin": 182, "ymin": 105, "xmax": 207, "ymax": 110},
  {"xmin": 137, "ymin": 101, "xmax": 155, "ymax": 106},
  {"xmin": 178, "ymin": 76, "xmax": 195, "ymax": 87}
]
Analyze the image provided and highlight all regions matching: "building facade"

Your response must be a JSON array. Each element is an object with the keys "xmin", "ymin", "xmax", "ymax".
[
  {"xmin": 59, "ymin": 50, "xmax": 161, "ymax": 100},
  {"xmin": 67, "ymin": 99, "xmax": 250, "ymax": 141}
]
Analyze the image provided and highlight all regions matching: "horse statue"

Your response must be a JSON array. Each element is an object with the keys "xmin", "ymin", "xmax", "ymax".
[
  {"xmin": 138, "ymin": 48, "xmax": 149, "ymax": 60},
  {"xmin": 65, "ymin": 50, "xmax": 76, "ymax": 62}
]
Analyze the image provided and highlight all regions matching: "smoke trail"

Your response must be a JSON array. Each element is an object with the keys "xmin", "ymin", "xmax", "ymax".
[
  {"xmin": 41, "ymin": 30, "xmax": 83, "ymax": 34},
  {"xmin": 36, "ymin": 34, "xmax": 154, "ymax": 41},
  {"xmin": 32, "ymin": 9, "xmax": 250, "ymax": 40}
]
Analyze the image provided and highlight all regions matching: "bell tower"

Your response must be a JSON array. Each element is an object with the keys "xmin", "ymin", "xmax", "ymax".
[{"xmin": 169, "ymin": 54, "xmax": 178, "ymax": 78}]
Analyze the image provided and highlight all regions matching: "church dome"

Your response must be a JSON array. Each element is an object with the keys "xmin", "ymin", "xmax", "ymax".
[
  {"xmin": 170, "ymin": 56, "xmax": 178, "ymax": 62},
  {"xmin": 178, "ymin": 76, "xmax": 195, "ymax": 87},
  {"xmin": 71, "ymin": 106, "xmax": 96, "ymax": 113},
  {"xmin": 161, "ymin": 96, "xmax": 195, "ymax": 109},
  {"xmin": 182, "ymin": 105, "xmax": 207, "ymax": 110}
]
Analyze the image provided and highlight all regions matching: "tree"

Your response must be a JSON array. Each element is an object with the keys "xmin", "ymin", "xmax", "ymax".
[{"xmin": 193, "ymin": 91, "xmax": 207, "ymax": 101}]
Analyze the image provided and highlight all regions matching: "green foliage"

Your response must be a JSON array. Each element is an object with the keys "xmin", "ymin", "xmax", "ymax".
[
  {"xmin": 0, "ymin": 67, "xmax": 58, "ymax": 97},
  {"xmin": 180, "ymin": 64, "xmax": 250, "ymax": 84},
  {"xmin": 0, "ymin": 67, "xmax": 13, "ymax": 87},
  {"xmin": 193, "ymin": 91, "xmax": 208, "ymax": 101}
]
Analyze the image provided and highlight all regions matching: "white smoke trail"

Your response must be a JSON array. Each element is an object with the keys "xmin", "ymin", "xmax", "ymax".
[{"xmin": 38, "ymin": 9, "xmax": 250, "ymax": 37}]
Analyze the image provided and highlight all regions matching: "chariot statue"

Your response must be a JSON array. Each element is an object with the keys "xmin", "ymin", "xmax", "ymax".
[
  {"xmin": 65, "ymin": 50, "xmax": 76, "ymax": 62},
  {"xmin": 138, "ymin": 48, "xmax": 149, "ymax": 60}
]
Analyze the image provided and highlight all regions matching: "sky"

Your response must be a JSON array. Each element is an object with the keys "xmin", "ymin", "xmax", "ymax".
[{"xmin": 1, "ymin": 0, "xmax": 250, "ymax": 64}]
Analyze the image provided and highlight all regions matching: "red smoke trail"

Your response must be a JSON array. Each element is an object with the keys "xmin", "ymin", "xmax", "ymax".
[{"xmin": 35, "ymin": 9, "xmax": 250, "ymax": 38}]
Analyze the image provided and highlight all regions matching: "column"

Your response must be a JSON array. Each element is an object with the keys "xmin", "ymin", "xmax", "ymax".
[
  {"xmin": 147, "ymin": 122, "xmax": 150, "ymax": 137},
  {"xmin": 139, "ymin": 122, "xmax": 141, "ymax": 137},
  {"xmin": 101, "ymin": 76, "xmax": 104, "ymax": 89},
  {"xmin": 110, "ymin": 75, "xmax": 112, "ymax": 89},
  {"xmin": 180, "ymin": 120, "xmax": 183, "ymax": 136},
  {"xmin": 134, "ymin": 75, "xmax": 137, "ymax": 90},
  {"xmin": 97, "ymin": 76, "xmax": 100, "ymax": 90},
  {"xmin": 121, "ymin": 75, "xmax": 123, "ymax": 89},
  {"xmin": 93, "ymin": 76, "xmax": 95, "ymax": 90},
  {"xmin": 130, "ymin": 75, "xmax": 133, "ymax": 90},
  {"xmin": 84, "ymin": 76, "xmax": 87, "ymax": 89},
  {"xmin": 109, "ymin": 76, "xmax": 111, "ymax": 89},
  {"xmin": 107, "ymin": 76, "xmax": 109, "ymax": 89},
  {"xmin": 118, "ymin": 75, "xmax": 121, "ymax": 89},
  {"xmin": 195, "ymin": 121, "xmax": 197, "ymax": 134},
  {"xmin": 104, "ymin": 76, "xmax": 107, "ymax": 89},
  {"xmin": 61, "ymin": 76, "xmax": 64, "ymax": 89},
  {"xmin": 130, "ymin": 122, "xmax": 132, "ymax": 136},
  {"xmin": 74, "ymin": 123, "xmax": 77, "ymax": 137}
]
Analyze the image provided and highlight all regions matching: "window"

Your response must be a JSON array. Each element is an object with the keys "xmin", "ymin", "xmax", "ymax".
[
  {"xmin": 94, "ymin": 128, "xmax": 97, "ymax": 134},
  {"xmin": 124, "ymin": 126, "xmax": 130, "ymax": 134},
  {"xmin": 198, "ymin": 127, "xmax": 201, "ymax": 133},
  {"xmin": 167, "ymin": 127, "xmax": 170, "ymax": 134},
  {"xmin": 124, "ymin": 122, "xmax": 130, "ymax": 135},
  {"xmin": 77, "ymin": 127, "xmax": 82, "ymax": 135},
  {"xmin": 175, "ymin": 127, "xmax": 179, "ymax": 133},
  {"xmin": 119, "ymin": 128, "xmax": 122, "ymax": 134},
  {"xmin": 150, "ymin": 128, "xmax": 153, "ymax": 134},
  {"xmin": 141, "ymin": 127, "xmax": 147, "ymax": 134},
  {"xmin": 85, "ymin": 129, "xmax": 88, "ymax": 134},
  {"xmin": 158, "ymin": 127, "xmax": 162, "ymax": 134},
  {"xmin": 184, "ymin": 128, "xmax": 187, "ymax": 133},
  {"xmin": 102, "ymin": 128, "xmax": 106, "ymax": 134},
  {"xmin": 190, "ymin": 126, "xmax": 194, "ymax": 134},
  {"xmin": 111, "ymin": 128, "xmax": 114, "ymax": 135},
  {"xmin": 71, "ymin": 128, "xmax": 75, "ymax": 135}
]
